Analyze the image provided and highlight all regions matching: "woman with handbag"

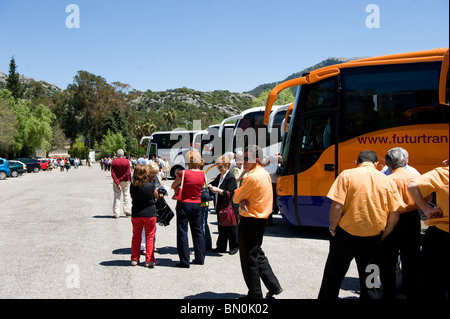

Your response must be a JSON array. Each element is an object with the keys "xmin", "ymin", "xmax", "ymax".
[
  {"xmin": 208, "ymin": 155, "xmax": 239, "ymax": 255},
  {"xmin": 171, "ymin": 150, "xmax": 205, "ymax": 268}
]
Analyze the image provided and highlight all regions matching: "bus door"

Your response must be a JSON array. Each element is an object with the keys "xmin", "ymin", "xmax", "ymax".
[
  {"xmin": 291, "ymin": 111, "xmax": 337, "ymax": 226},
  {"xmin": 279, "ymin": 74, "xmax": 339, "ymax": 226},
  {"xmin": 148, "ymin": 142, "xmax": 157, "ymax": 159}
]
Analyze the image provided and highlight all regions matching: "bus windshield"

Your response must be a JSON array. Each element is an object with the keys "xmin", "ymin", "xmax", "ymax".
[
  {"xmin": 142, "ymin": 130, "xmax": 200, "ymax": 178},
  {"xmin": 150, "ymin": 131, "xmax": 194, "ymax": 150}
]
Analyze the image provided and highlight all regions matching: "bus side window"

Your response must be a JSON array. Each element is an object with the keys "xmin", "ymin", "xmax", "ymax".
[
  {"xmin": 298, "ymin": 115, "xmax": 335, "ymax": 173},
  {"xmin": 342, "ymin": 63, "xmax": 442, "ymax": 141}
]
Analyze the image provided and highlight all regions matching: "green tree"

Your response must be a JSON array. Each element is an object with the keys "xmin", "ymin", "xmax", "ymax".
[
  {"xmin": 133, "ymin": 117, "xmax": 157, "ymax": 138},
  {"xmin": 99, "ymin": 130, "xmax": 126, "ymax": 156},
  {"xmin": 252, "ymin": 89, "xmax": 295, "ymax": 108},
  {"xmin": 68, "ymin": 138, "xmax": 89, "ymax": 159},
  {"xmin": 162, "ymin": 107, "xmax": 177, "ymax": 130},
  {"xmin": 50, "ymin": 125, "xmax": 70, "ymax": 154},
  {"xmin": 1, "ymin": 89, "xmax": 56, "ymax": 157},
  {"xmin": 6, "ymin": 57, "xmax": 23, "ymax": 100},
  {"xmin": 0, "ymin": 90, "xmax": 18, "ymax": 155},
  {"xmin": 102, "ymin": 104, "xmax": 138, "ymax": 156},
  {"xmin": 101, "ymin": 104, "xmax": 129, "ymax": 136},
  {"xmin": 64, "ymin": 70, "xmax": 112, "ymax": 143}
]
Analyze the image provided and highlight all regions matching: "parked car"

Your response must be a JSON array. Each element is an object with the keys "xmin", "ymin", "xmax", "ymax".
[
  {"xmin": 36, "ymin": 159, "xmax": 49, "ymax": 171},
  {"xmin": 15, "ymin": 158, "xmax": 41, "ymax": 173},
  {"xmin": 7, "ymin": 160, "xmax": 26, "ymax": 177},
  {"xmin": 0, "ymin": 158, "xmax": 11, "ymax": 180},
  {"xmin": 46, "ymin": 159, "xmax": 54, "ymax": 170}
]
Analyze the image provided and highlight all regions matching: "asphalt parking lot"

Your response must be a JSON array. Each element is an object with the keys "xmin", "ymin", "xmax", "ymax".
[{"xmin": 0, "ymin": 164, "xmax": 360, "ymax": 299}]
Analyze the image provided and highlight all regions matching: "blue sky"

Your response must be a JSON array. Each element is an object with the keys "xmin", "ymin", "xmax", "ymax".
[{"xmin": 0, "ymin": 0, "xmax": 448, "ymax": 93}]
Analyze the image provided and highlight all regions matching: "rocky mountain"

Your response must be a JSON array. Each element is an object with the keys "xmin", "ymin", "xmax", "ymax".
[
  {"xmin": 0, "ymin": 70, "xmax": 62, "ymax": 96},
  {"xmin": 246, "ymin": 56, "xmax": 369, "ymax": 97},
  {"xmin": 138, "ymin": 87, "xmax": 255, "ymax": 117},
  {"xmin": 1, "ymin": 56, "xmax": 368, "ymax": 116},
  {"xmin": 128, "ymin": 56, "xmax": 371, "ymax": 119}
]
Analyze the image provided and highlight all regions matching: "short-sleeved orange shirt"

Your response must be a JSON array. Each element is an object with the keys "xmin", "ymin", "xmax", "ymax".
[
  {"xmin": 233, "ymin": 165, "xmax": 273, "ymax": 219},
  {"xmin": 389, "ymin": 167, "xmax": 421, "ymax": 213},
  {"xmin": 413, "ymin": 166, "xmax": 449, "ymax": 233},
  {"xmin": 327, "ymin": 162, "xmax": 406, "ymax": 237}
]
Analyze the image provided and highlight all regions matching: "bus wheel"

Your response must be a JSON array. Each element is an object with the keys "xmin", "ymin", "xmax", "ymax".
[{"xmin": 171, "ymin": 166, "xmax": 183, "ymax": 179}]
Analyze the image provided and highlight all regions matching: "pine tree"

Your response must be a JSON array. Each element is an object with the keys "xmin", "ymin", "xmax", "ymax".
[{"xmin": 6, "ymin": 57, "xmax": 23, "ymax": 100}]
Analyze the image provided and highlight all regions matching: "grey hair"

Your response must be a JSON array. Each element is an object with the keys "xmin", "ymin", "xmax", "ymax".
[
  {"xmin": 392, "ymin": 147, "xmax": 409, "ymax": 164},
  {"xmin": 117, "ymin": 149, "xmax": 125, "ymax": 157},
  {"xmin": 385, "ymin": 148, "xmax": 405, "ymax": 170}
]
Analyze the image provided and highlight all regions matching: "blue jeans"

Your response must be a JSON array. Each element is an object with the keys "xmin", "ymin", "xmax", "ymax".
[
  {"xmin": 200, "ymin": 205, "xmax": 212, "ymax": 251},
  {"xmin": 176, "ymin": 202, "xmax": 205, "ymax": 267}
]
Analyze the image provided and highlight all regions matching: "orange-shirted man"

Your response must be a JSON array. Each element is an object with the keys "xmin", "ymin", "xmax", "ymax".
[
  {"xmin": 408, "ymin": 159, "xmax": 449, "ymax": 299},
  {"xmin": 318, "ymin": 150, "xmax": 405, "ymax": 299},
  {"xmin": 233, "ymin": 145, "xmax": 283, "ymax": 299}
]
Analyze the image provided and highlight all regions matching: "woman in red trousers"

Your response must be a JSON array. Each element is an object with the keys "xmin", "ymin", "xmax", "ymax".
[{"xmin": 130, "ymin": 164, "xmax": 159, "ymax": 267}]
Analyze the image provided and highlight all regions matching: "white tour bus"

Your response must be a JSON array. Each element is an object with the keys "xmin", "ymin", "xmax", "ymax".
[
  {"xmin": 140, "ymin": 130, "xmax": 201, "ymax": 178},
  {"xmin": 218, "ymin": 105, "xmax": 290, "ymax": 158},
  {"xmin": 192, "ymin": 123, "xmax": 235, "ymax": 181}
]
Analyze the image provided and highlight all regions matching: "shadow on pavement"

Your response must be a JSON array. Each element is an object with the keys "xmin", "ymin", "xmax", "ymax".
[
  {"xmin": 184, "ymin": 291, "xmax": 242, "ymax": 299},
  {"xmin": 92, "ymin": 215, "xmax": 129, "ymax": 219},
  {"xmin": 264, "ymin": 215, "xmax": 330, "ymax": 240},
  {"xmin": 99, "ymin": 260, "xmax": 130, "ymax": 267}
]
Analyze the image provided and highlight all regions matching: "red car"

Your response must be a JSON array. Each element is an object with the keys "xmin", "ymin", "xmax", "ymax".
[{"xmin": 36, "ymin": 159, "xmax": 49, "ymax": 171}]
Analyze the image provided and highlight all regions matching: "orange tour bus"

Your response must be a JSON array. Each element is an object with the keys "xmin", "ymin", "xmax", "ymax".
[{"xmin": 264, "ymin": 48, "xmax": 449, "ymax": 226}]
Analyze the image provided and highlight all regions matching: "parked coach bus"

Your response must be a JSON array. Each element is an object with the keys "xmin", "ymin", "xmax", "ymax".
[
  {"xmin": 193, "ymin": 123, "xmax": 235, "ymax": 181},
  {"xmin": 264, "ymin": 48, "xmax": 449, "ymax": 227},
  {"xmin": 219, "ymin": 105, "xmax": 290, "ymax": 157},
  {"xmin": 140, "ymin": 130, "xmax": 201, "ymax": 178}
]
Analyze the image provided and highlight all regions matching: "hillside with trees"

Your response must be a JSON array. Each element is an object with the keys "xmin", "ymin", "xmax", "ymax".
[{"xmin": 0, "ymin": 55, "xmax": 359, "ymax": 158}]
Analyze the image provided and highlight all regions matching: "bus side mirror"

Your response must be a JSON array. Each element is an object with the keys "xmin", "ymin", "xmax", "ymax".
[{"xmin": 264, "ymin": 77, "xmax": 307, "ymax": 125}]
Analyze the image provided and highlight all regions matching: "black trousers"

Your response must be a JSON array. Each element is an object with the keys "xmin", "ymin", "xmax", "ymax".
[
  {"xmin": 238, "ymin": 216, "xmax": 281, "ymax": 299},
  {"xmin": 420, "ymin": 226, "xmax": 449, "ymax": 299},
  {"xmin": 216, "ymin": 223, "xmax": 238, "ymax": 252},
  {"xmin": 176, "ymin": 202, "xmax": 205, "ymax": 267},
  {"xmin": 379, "ymin": 210, "xmax": 421, "ymax": 299},
  {"xmin": 318, "ymin": 226, "xmax": 380, "ymax": 299}
]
